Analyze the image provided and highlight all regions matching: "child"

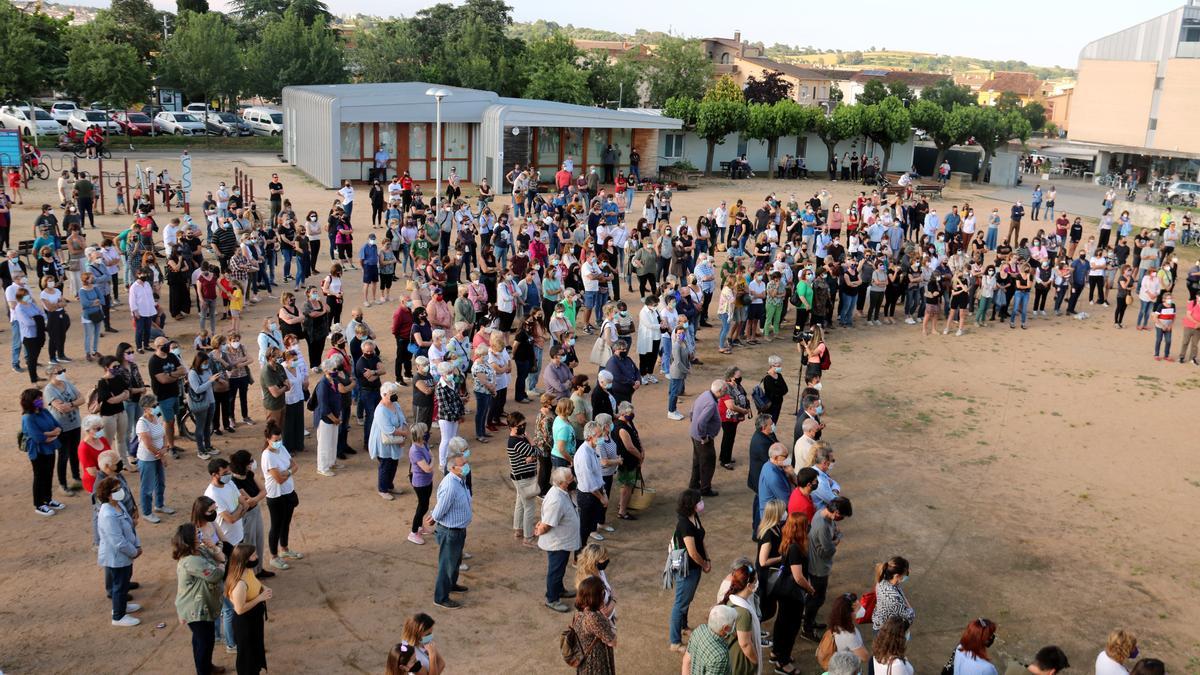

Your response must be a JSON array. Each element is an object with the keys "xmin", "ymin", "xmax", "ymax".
[
  {"xmin": 194, "ymin": 329, "xmax": 212, "ymax": 352},
  {"xmin": 114, "ymin": 181, "xmax": 126, "ymax": 214},
  {"xmin": 217, "ymin": 272, "xmax": 235, "ymax": 320},
  {"xmin": 6, "ymin": 167, "xmax": 22, "ymax": 205},
  {"xmin": 229, "ymin": 285, "xmax": 244, "ymax": 333}
]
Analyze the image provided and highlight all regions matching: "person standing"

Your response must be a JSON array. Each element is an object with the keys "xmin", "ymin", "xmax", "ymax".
[
  {"xmin": 368, "ymin": 381, "xmax": 408, "ymax": 500},
  {"xmin": 572, "ymin": 576, "xmax": 618, "ymax": 674},
  {"xmin": 260, "ymin": 422, "xmax": 302, "ymax": 570},
  {"xmin": 803, "ymin": 496, "xmax": 853, "ymax": 641},
  {"xmin": 535, "ymin": 466, "xmax": 580, "ymax": 613},
  {"xmin": 506, "ymin": 412, "xmax": 539, "ymax": 546},
  {"xmin": 133, "ymin": 395, "xmax": 175, "ymax": 524},
  {"xmin": 128, "ymin": 271, "xmax": 156, "ymax": 353},
  {"xmin": 682, "ymin": 605, "xmax": 739, "ymax": 674},
  {"xmin": 425, "ymin": 449, "xmax": 472, "ymax": 610},
  {"xmin": 187, "ymin": 352, "xmax": 220, "ymax": 460},
  {"xmin": 433, "ymin": 362, "xmax": 464, "ymax": 472},
  {"xmin": 268, "ymin": 174, "xmax": 284, "ymax": 227},
  {"xmin": 259, "ymin": 346, "xmax": 288, "ymax": 431},
  {"xmin": 573, "ymin": 421, "xmax": 611, "ymax": 547},
  {"xmin": 95, "ymin": 476, "xmax": 142, "ymax": 626},
  {"xmin": 43, "ymin": 365, "xmax": 83, "ymax": 494},
  {"xmin": 339, "ymin": 180, "xmax": 356, "ymax": 224},
  {"xmin": 229, "ymin": 450, "xmax": 270, "ymax": 580},
  {"xmin": 75, "ymin": 172, "xmax": 96, "ymax": 229},
  {"xmin": 226, "ymin": 543, "xmax": 272, "ymax": 675},
  {"xmin": 148, "ymin": 337, "xmax": 187, "ymax": 458},
  {"xmin": 688, "ymin": 379, "xmax": 726, "ymax": 497},
  {"xmin": 668, "ymin": 489, "xmax": 710, "ymax": 652},
  {"xmin": 173, "ymin": 523, "xmax": 224, "ymax": 675},
  {"xmin": 314, "ymin": 356, "xmax": 343, "ymax": 477},
  {"xmin": 666, "ymin": 324, "xmax": 692, "ymax": 420},
  {"xmin": 205, "ymin": 458, "xmax": 247, "ymax": 653},
  {"xmin": 22, "ymin": 387, "xmax": 65, "ymax": 516}
]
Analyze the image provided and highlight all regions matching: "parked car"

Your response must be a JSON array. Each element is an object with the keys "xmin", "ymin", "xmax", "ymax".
[
  {"xmin": 0, "ymin": 105, "xmax": 64, "ymax": 137},
  {"xmin": 111, "ymin": 111, "xmax": 155, "ymax": 136},
  {"xmin": 204, "ymin": 111, "xmax": 251, "ymax": 137},
  {"xmin": 154, "ymin": 111, "xmax": 206, "ymax": 135},
  {"xmin": 1166, "ymin": 181, "xmax": 1200, "ymax": 205},
  {"xmin": 67, "ymin": 109, "xmax": 122, "ymax": 134},
  {"xmin": 141, "ymin": 105, "xmax": 165, "ymax": 119},
  {"xmin": 184, "ymin": 103, "xmax": 213, "ymax": 116},
  {"xmin": 49, "ymin": 101, "xmax": 79, "ymax": 125},
  {"xmin": 242, "ymin": 107, "xmax": 283, "ymax": 136}
]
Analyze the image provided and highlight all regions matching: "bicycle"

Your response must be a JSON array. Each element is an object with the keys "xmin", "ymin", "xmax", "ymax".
[{"xmin": 65, "ymin": 141, "xmax": 112, "ymax": 160}]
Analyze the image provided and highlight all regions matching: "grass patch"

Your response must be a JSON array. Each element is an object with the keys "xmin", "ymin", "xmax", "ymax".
[
  {"xmin": 962, "ymin": 454, "xmax": 998, "ymax": 466},
  {"xmin": 128, "ymin": 135, "xmax": 282, "ymax": 151}
]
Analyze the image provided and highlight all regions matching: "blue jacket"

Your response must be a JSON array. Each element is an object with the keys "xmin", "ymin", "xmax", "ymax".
[
  {"xmin": 757, "ymin": 461, "xmax": 792, "ymax": 518},
  {"xmin": 21, "ymin": 411, "xmax": 60, "ymax": 460},
  {"xmin": 1071, "ymin": 259, "xmax": 1090, "ymax": 286},
  {"xmin": 97, "ymin": 502, "xmax": 140, "ymax": 568}
]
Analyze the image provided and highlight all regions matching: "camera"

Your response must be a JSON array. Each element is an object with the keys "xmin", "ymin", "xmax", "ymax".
[{"xmin": 793, "ymin": 328, "xmax": 813, "ymax": 343}]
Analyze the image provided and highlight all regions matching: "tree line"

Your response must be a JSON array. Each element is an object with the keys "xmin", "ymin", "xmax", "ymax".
[
  {"xmin": 663, "ymin": 72, "xmax": 1043, "ymax": 180},
  {"xmin": 0, "ymin": 0, "xmax": 717, "ymax": 113}
]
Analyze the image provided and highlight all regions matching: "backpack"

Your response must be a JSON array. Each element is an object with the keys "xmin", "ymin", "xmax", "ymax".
[
  {"xmin": 559, "ymin": 615, "xmax": 592, "ymax": 667},
  {"xmin": 820, "ymin": 346, "xmax": 832, "ymax": 371},
  {"xmin": 87, "ymin": 386, "xmax": 103, "ymax": 415},
  {"xmin": 751, "ymin": 382, "xmax": 771, "ymax": 412},
  {"xmin": 854, "ymin": 590, "xmax": 876, "ymax": 624}
]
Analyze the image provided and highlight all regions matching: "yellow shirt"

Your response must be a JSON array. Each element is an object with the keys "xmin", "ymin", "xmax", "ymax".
[
  {"xmin": 230, "ymin": 288, "xmax": 244, "ymax": 311},
  {"xmin": 242, "ymin": 569, "xmax": 261, "ymax": 601}
]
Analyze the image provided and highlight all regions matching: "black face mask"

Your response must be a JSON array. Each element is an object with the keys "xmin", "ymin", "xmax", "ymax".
[
  {"xmin": 248, "ymin": 558, "xmax": 260, "ymax": 567},
  {"xmin": 596, "ymin": 559, "xmax": 610, "ymax": 571},
  {"xmin": 389, "ymin": 393, "xmax": 399, "ymax": 403},
  {"xmin": 734, "ymin": 376, "xmax": 743, "ymax": 384},
  {"xmin": 204, "ymin": 511, "xmax": 217, "ymax": 522},
  {"xmin": 115, "ymin": 460, "xmax": 125, "ymax": 473}
]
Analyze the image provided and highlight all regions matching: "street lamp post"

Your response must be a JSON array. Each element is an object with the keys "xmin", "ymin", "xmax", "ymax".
[{"xmin": 425, "ymin": 87, "xmax": 451, "ymax": 210}]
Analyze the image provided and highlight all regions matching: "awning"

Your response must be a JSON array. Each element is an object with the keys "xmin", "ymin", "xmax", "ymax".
[{"xmin": 1037, "ymin": 144, "xmax": 1098, "ymax": 160}]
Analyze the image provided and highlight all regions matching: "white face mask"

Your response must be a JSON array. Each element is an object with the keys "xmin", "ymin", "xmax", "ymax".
[{"xmin": 111, "ymin": 489, "xmax": 126, "ymax": 502}]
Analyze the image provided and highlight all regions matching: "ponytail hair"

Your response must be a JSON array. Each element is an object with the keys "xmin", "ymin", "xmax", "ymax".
[
  {"xmin": 876, "ymin": 556, "xmax": 910, "ymax": 583},
  {"xmin": 719, "ymin": 563, "xmax": 757, "ymax": 606}
]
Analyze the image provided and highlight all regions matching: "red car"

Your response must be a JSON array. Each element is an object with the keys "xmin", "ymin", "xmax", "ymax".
[{"xmin": 111, "ymin": 111, "xmax": 155, "ymax": 136}]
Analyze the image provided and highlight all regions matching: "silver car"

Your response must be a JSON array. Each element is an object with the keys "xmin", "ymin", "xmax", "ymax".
[{"xmin": 204, "ymin": 111, "xmax": 252, "ymax": 137}]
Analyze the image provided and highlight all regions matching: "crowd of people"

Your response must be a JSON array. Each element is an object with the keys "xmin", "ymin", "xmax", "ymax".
[{"xmin": 8, "ymin": 156, "xmax": 1189, "ymax": 675}]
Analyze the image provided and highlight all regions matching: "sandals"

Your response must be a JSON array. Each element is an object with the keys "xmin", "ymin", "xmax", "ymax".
[{"xmin": 616, "ymin": 512, "xmax": 637, "ymax": 520}]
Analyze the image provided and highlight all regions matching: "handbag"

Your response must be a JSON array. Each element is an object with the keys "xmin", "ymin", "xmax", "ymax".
[
  {"xmin": 767, "ymin": 563, "xmax": 808, "ymax": 603},
  {"xmin": 84, "ymin": 306, "xmax": 105, "ymax": 324},
  {"xmin": 815, "ymin": 629, "xmax": 837, "ymax": 670},
  {"xmin": 662, "ymin": 535, "xmax": 690, "ymax": 589},
  {"xmin": 751, "ymin": 383, "xmax": 771, "ymax": 411},
  {"xmin": 940, "ymin": 650, "xmax": 956, "ymax": 675},
  {"xmin": 627, "ymin": 471, "xmax": 655, "ymax": 511},
  {"xmin": 407, "ymin": 341, "xmax": 420, "ymax": 354}
]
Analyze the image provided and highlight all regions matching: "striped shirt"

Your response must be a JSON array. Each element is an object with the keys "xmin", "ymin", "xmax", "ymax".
[
  {"xmin": 434, "ymin": 380, "xmax": 464, "ymax": 421},
  {"xmin": 430, "ymin": 472, "xmax": 472, "ymax": 529},
  {"xmin": 506, "ymin": 435, "xmax": 537, "ymax": 481}
]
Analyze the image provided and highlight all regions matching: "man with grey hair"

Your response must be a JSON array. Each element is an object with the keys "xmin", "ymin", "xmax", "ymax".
[
  {"xmin": 794, "ymin": 417, "xmax": 820, "ymax": 470},
  {"xmin": 424, "ymin": 448, "xmax": 473, "ymax": 609},
  {"xmin": 757, "ymin": 442, "xmax": 793, "ymax": 520},
  {"xmin": 666, "ymin": 322, "xmax": 692, "ymax": 420},
  {"xmin": 681, "ymin": 604, "xmax": 739, "ymax": 673},
  {"xmin": 534, "ymin": 466, "xmax": 579, "ymax": 613},
  {"xmin": 810, "ymin": 443, "xmax": 841, "ymax": 512},
  {"xmin": 688, "ymin": 379, "xmax": 726, "ymax": 497},
  {"xmin": 355, "ymin": 338, "xmax": 385, "ymax": 447},
  {"xmin": 826, "ymin": 652, "xmax": 861, "ymax": 675},
  {"xmin": 572, "ymin": 421, "xmax": 609, "ymax": 545},
  {"xmin": 748, "ymin": 412, "xmax": 778, "ymax": 533}
]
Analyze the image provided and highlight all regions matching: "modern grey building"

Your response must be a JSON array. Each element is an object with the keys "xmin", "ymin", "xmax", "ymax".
[{"xmin": 281, "ymin": 82, "xmax": 682, "ymax": 189}]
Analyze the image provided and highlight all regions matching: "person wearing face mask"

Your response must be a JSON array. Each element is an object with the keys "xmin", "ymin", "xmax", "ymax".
[
  {"xmin": 204, "ymin": 458, "xmax": 246, "ymax": 653},
  {"xmin": 95, "ymin": 475, "xmax": 143, "ymax": 626},
  {"xmin": 43, "ymin": 365, "xmax": 83, "ymax": 494},
  {"xmin": 172, "ymin": 521, "xmax": 225, "ymax": 675},
  {"xmin": 224, "ymin": 543, "xmax": 272, "ymax": 675},
  {"xmin": 951, "ymin": 618, "xmax": 1001, "ymax": 675},
  {"xmin": 424, "ymin": 448, "xmax": 473, "ymax": 609},
  {"xmin": 359, "ymin": 234, "xmax": 381, "ymax": 306},
  {"xmin": 22, "ymin": 387, "xmax": 66, "ymax": 516},
  {"xmin": 128, "ymin": 269, "xmax": 156, "ymax": 352},
  {"xmin": 368, "ymin": 381, "xmax": 409, "ymax": 500},
  {"xmin": 871, "ymin": 556, "xmax": 916, "ymax": 632},
  {"xmin": 13, "ymin": 286, "xmax": 47, "ymax": 383},
  {"xmin": 322, "ymin": 263, "xmax": 346, "ymax": 325},
  {"xmin": 228, "ymin": 450, "xmax": 271, "ymax": 580},
  {"xmin": 669, "ymin": 488, "xmax": 711, "ymax": 652},
  {"xmin": 302, "ymin": 287, "xmax": 330, "ymax": 367},
  {"xmin": 399, "ymin": 612, "xmax": 445, "ymax": 674},
  {"xmin": 259, "ymin": 422, "xmax": 302, "ymax": 570},
  {"xmin": 134, "ymin": 393, "xmax": 177, "ymax": 524},
  {"xmin": 188, "ymin": 351, "xmax": 222, "ymax": 460}
]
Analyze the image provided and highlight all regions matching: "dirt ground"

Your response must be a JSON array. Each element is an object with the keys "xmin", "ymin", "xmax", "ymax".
[{"xmin": 2, "ymin": 152, "xmax": 1198, "ymax": 675}]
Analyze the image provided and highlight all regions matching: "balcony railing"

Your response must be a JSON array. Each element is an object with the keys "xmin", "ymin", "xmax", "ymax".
[{"xmin": 1177, "ymin": 41, "xmax": 1200, "ymax": 58}]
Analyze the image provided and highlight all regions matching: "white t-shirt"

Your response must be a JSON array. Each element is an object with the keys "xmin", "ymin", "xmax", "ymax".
[
  {"xmin": 488, "ymin": 348, "xmax": 511, "ymax": 390},
  {"xmin": 339, "ymin": 185, "xmax": 355, "ymax": 205},
  {"xmin": 748, "ymin": 279, "xmax": 766, "ymax": 304},
  {"xmin": 953, "ymin": 647, "xmax": 999, "ymax": 675},
  {"xmin": 872, "ymin": 657, "xmax": 914, "ymax": 675},
  {"xmin": 134, "ymin": 416, "xmax": 164, "ymax": 461},
  {"xmin": 1095, "ymin": 652, "xmax": 1129, "ymax": 675},
  {"xmin": 833, "ymin": 627, "xmax": 863, "ymax": 654},
  {"xmin": 204, "ymin": 481, "xmax": 244, "ymax": 544},
  {"xmin": 582, "ymin": 260, "xmax": 602, "ymax": 292},
  {"xmin": 260, "ymin": 446, "xmax": 295, "ymax": 498}
]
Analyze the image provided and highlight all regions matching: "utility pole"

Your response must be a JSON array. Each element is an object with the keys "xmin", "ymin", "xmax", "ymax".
[{"xmin": 162, "ymin": 15, "xmax": 169, "ymax": 41}]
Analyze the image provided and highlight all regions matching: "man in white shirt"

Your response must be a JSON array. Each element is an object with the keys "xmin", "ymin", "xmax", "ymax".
[
  {"xmin": 372, "ymin": 145, "xmax": 390, "ymax": 183},
  {"xmin": 128, "ymin": 272, "xmax": 157, "ymax": 352},
  {"xmin": 204, "ymin": 459, "xmax": 246, "ymax": 548},
  {"xmin": 535, "ymin": 467, "xmax": 581, "ymax": 612},
  {"xmin": 338, "ymin": 180, "xmax": 355, "ymax": 224},
  {"xmin": 573, "ymin": 422, "xmax": 612, "ymax": 546},
  {"xmin": 579, "ymin": 255, "xmax": 608, "ymax": 333},
  {"xmin": 216, "ymin": 183, "xmax": 230, "ymax": 218},
  {"xmin": 163, "ymin": 217, "xmax": 180, "ymax": 257},
  {"xmin": 714, "ymin": 201, "xmax": 729, "ymax": 247}
]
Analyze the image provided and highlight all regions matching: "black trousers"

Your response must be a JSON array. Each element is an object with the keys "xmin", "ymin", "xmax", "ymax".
[
  {"xmin": 23, "ymin": 331, "xmax": 45, "ymax": 383},
  {"xmin": 772, "ymin": 596, "xmax": 805, "ymax": 666},
  {"xmin": 577, "ymin": 491, "xmax": 604, "ymax": 550},
  {"xmin": 58, "ymin": 427, "xmax": 81, "ymax": 487},
  {"xmin": 487, "ymin": 386, "xmax": 508, "ymax": 425},
  {"xmin": 688, "ymin": 437, "xmax": 716, "ymax": 492},
  {"xmin": 188, "ymin": 621, "xmax": 216, "ymax": 675},
  {"xmin": 637, "ymin": 273, "xmax": 657, "ymax": 297},
  {"xmin": 1033, "ymin": 285, "xmax": 1050, "ymax": 312},
  {"xmin": 1115, "ymin": 295, "xmax": 1129, "ymax": 325},
  {"xmin": 283, "ymin": 401, "xmax": 305, "ymax": 454},
  {"xmin": 719, "ymin": 421, "xmax": 739, "ymax": 465},
  {"xmin": 395, "ymin": 335, "xmax": 413, "ymax": 378},
  {"xmin": 31, "ymin": 452, "xmax": 54, "ymax": 507},
  {"xmin": 638, "ymin": 346, "xmax": 658, "ymax": 376},
  {"xmin": 47, "ymin": 310, "xmax": 69, "ymax": 359},
  {"xmin": 803, "ymin": 573, "xmax": 829, "ymax": 630},
  {"xmin": 1067, "ymin": 283, "xmax": 1084, "ymax": 314},
  {"xmin": 411, "ymin": 483, "xmax": 432, "ymax": 533},
  {"xmin": 265, "ymin": 491, "xmax": 298, "ymax": 556}
]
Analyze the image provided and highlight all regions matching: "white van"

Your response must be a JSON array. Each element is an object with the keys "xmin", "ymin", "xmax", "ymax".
[{"xmin": 242, "ymin": 107, "xmax": 283, "ymax": 136}]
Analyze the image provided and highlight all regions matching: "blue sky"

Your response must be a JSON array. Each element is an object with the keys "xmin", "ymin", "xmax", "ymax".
[{"xmin": 114, "ymin": 0, "xmax": 1187, "ymax": 67}]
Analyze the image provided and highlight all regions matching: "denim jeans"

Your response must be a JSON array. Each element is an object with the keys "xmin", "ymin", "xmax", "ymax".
[
  {"xmin": 134, "ymin": 315, "xmax": 153, "ymax": 351},
  {"xmin": 281, "ymin": 248, "xmax": 294, "ymax": 278},
  {"xmin": 84, "ymin": 321, "xmax": 101, "ymax": 355},
  {"xmin": 219, "ymin": 597, "xmax": 236, "ymax": 648},
  {"xmin": 360, "ymin": 389, "xmax": 381, "ymax": 449},
  {"xmin": 199, "ymin": 299, "xmax": 217, "ymax": 335},
  {"xmin": 669, "ymin": 565, "xmax": 702, "ymax": 645},
  {"xmin": 377, "ymin": 456, "xmax": 398, "ymax": 493},
  {"xmin": 660, "ymin": 333, "xmax": 672, "ymax": 375},
  {"xmin": 192, "ymin": 404, "xmax": 214, "ymax": 453},
  {"xmin": 434, "ymin": 525, "xmax": 466, "ymax": 603},
  {"xmin": 838, "ymin": 291, "xmax": 857, "ymax": 326},
  {"xmin": 106, "ymin": 564, "xmax": 133, "ymax": 620},
  {"xmin": 189, "ymin": 621, "xmax": 216, "ymax": 675},
  {"xmin": 545, "ymin": 549, "xmax": 571, "ymax": 603},
  {"xmin": 668, "ymin": 377, "xmax": 684, "ymax": 413},
  {"xmin": 1010, "ymin": 290, "xmax": 1029, "ymax": 326},
  {"xmin": 474, "ymin": 391, "xmax": 492, "ymax": 438},
  {"xmin": 10, "ymin": 319, "xmax": 21, "ymax": 367},
  {"xmin": 718, "ymin": 313, "xmax": 731, "ymax": 349},
  {"xmin": 1137, "ymin": 300, "xmax": 1153, "ymax": 328},
  {"xmin": 527, "ymin": 345, "xmax": 543, "ymax": 391},
  {"xmin": 1155, "ymin": 328, "xmax": 1172, "ymax": 357},
  {"xmin": 138, "ymin": 458, "xmax": 165, "ymax": 514}
]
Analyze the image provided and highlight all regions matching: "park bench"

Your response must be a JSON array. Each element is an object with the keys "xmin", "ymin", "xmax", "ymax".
[
  {"xmin": 660, "ymin": 166, "xmax": 701, "ymax": 190},
  {"xmin": 914, "ymin": 183, "xmax": 943, "ymax": 200},
  {"xmin": 718, "ymin": 161, "xmax": 749, "ymax": 179}
]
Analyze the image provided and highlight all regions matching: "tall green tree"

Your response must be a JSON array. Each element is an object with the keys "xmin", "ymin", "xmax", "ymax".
[
  {"xmin": 1020, "ymin": 101, "xmax": 1046, "ymax": 132},
  {"xmin": 645, "ymin": 37, "xmax": 713, "ymax": 106},
  {"xmin": 103, "ymin": 0, "xmax": 164, "ymax": 61},
  {"xmin": 745, "ymin": 99, "xmax": 817, "ymax": 178},
  {"xmin": 353, "ymin": 19, "xmax": 420, "ymax": 83},
  {"xmin": 0, "ymin": 2, "xmax": 51, "ymax": 101},
  {"xmin": 691, "ymin": 79, "xmax": 747, "ymax": 176},
  {"xmin": 994, "ymin": 91, "xmax": 1023, "ymax": 111},
  {"xmin": 245, "ymin": 6, "xmax": 346, "ymax": 100},
  {"xmin": 911, "ymin": 100, "xmax": 975, "ymax": 170},
  {"xmin": 920, "ymin": 78, "xmax": 975, "ymax": 111},
  {"xmin": 66, "ymin": 37, "xmax": 150, "ymax": 109},
  {"xmin": 969, "ymin": 106, "xmax": 1032, "ymax": 182},
  {"xmin": 886, "ymin": 81, "xmax": 915, "ymax": 106},
  {"xmin": 858, "ymin": 80, "xmax": 890, "ymax": 106},
  {"xmin": 158, "ymin": 11, "xmax": 243, "ymax": 105},
  {"xmin": 662, "ymin": 96, "xmax": 700, "ymax": 128},
  {"xmin": 177, "ymin": 0, "xmax": 209, "ymax": 12},
  {"xmin": 743, "ymin": 70, "xmax": 793, "ymax": 104},
  {"xmin": 583, "ymin": 50, "xmax": 644, "ymax": 107},
  {"xmin": 230, "ymin": 0, "xmax": 330, "ymax": 25},
  {"xmin": 814, "ymin": 104, "xmax": 862, "ymax": 176},
  {"xmin": 403, "ymin": 0, "xmax": 526, "ymax": 96},
  {"xmin": 860, "ymin": 96, "xmax": 911, "ymax": 173},
  {"xmin": 520, "ymin": 32, "xmax": 588, "ymax": 103}
]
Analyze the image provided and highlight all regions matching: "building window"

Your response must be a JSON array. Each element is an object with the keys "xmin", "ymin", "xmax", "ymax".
[
  {"xmin": 664, "ymin": 133, "xmax": 684, "ymax": 160},
  {"xmin": 1155, "ymin": 77, "xmax": 1164, "ymax": 90},
  {"xmin": 800, "ymin": 85, "xmax": 810, "ymax": 99},
  {"xmin": 720, "ymin": 53, "xmax": 730, "ymax": 64},
  {"xmin": 1183, "ymin": 26, "xmax": 1200, "ymax": 42},
  {"xmin": 1148, "ymin": 118, "xmax": 1158, "ymax": 131}
]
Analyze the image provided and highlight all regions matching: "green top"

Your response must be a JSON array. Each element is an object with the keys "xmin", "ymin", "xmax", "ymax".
[
  {"xmin": 726, "ymin": 603, "xmax": 756, "ymax": 675},
  {"xmin": 686, "ymin": 624, "xmax": 733, "ymax": 675},
  {"xmin": 632, "ymin": 248, "xmax": 657, "ymax": 276},
  {"xmin": 794, "ymin": 279, "xmax": 813, "ymax": 309},
  {"xmin": 260, "ymin": 362, "xmax": 286, "ymax": 410},
  {"xmin": 542, "ymin": 277, "xmax": 562, "ymax": 302},
  {"xmin": 411, "ymin": 238, "xmax": 431, "ymax": 261},
  {"xmin": 175, "ymin": 553, "xmax": 223, "ymax": 623}
]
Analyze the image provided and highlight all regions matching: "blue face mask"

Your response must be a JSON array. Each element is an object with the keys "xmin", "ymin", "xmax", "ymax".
[
  {"xmin": 815, "ymin": 405, "xmax": 824, "ymax": 415},
  {"xmin": 460, "ymin": 463, "xmax": 471, "ymax": 476},
  {"xmin": 152, "ymin": 407, "xmax": 163, "ymax": 418},
  {"xmin": 421, "ymin": 634, "xmax": 434, "ymax": 645}
]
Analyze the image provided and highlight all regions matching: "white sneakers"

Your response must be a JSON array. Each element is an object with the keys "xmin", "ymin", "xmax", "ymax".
[
  {"xmin": 379, "ymin": 491, "xmax": 395, "ymax": 501},
  {"xmin": 318, "ymin": 469, "xmax": 337, "ymax": 477},
  {"xmin": 590, "ymin": 532, "xmax": 605, "ymax": 541},
  {"xmin": 112, "ymin": 615, "xmax": 140, "ymax": 627},
  {"xmin": 35, "ymin": 505, "xmax": 55, "ymax": 516},
  {"xmin": 143, "ymin": 513, "xmax": 162, "ymax": 524},
  {"xmin": 667, "ymin": 411, "xmax": 685, "ymax": 421}
]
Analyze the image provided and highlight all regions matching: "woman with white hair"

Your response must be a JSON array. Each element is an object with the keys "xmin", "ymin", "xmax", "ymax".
[
  {"xmin": 485, "ymin": 333, "xmax": 512, "ymax": 430},
  {"xmin": 314, "ymin": 356, "xmax": 345, "ymax": 477},
  {"xmin": 826, "ymin": 652, "xmax": 861, "ymax": 675},
  {"xmin": 635, "ymin": 295, "xmax": 661, "ymax": 384},
  {"xmin": 759, "ymin": 355, "xmax": 789, "ymax": 423},
  {"xmin": 469, "ymin": 345, "xmax": 495, "ymax": 443},
  {"xmin": 411, "ymin": 356, "xmax": 435, "ymax": 433},
  {"xmin": 368, "ymin": 381, "xmax": 409, "ymax": 500},
  {"xmin": 433, "ymin": 361, "xmax": 464, "ymax": 472},
  {"xmin": 427, "ymin": 329, "xmax": 448, "ymax": 370}
]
